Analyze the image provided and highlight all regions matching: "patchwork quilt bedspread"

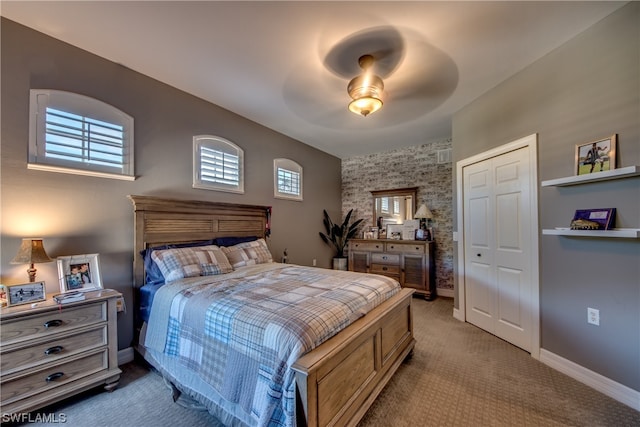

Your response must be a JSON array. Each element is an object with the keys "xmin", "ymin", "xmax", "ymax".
[{"xmin": 144, "ymin": 263, "xmax": 400, "ymax": 427}]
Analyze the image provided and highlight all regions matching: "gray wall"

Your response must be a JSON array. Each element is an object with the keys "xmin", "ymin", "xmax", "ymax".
[
  {"xmin": 452, "ymin": 3, "xmax": 639, "ymax": 391},
  {"xmin": 0, "ymin": 18, "xmax": 342, "ymax": 351},
  {"xmin": 342, "ymin": 138, "xmax": 454, "ymax": 292}
]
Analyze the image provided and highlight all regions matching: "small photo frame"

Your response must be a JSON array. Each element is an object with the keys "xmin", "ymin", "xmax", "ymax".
[
  {"xmin": 0, "ymin": 284, "xmax": 7, "ymax": 307},
  {"xmin": 402, "ymin": 227, "xmax": 416, "ymax": 241},
  {"xmin": 386, "ymin": 224, "xmax": 403, "ymax": 240},
  {"xmin": 575, "ymin": 134, "xmax": 616, "ymax": 176},
  {"xmin": 6, "ymin": 281, "xmax": 46, "ymax": 307},
  {"xmin": 57, "ymin": 254, "xmax": 103, "ymax": 293},
  {"xmin": 570, "ymin": 208, "xmax": 616, "ymax": 230}
]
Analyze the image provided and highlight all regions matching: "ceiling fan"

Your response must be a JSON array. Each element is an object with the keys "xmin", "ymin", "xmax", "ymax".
[{"xmin": 282, "ymin": 26, "xmax": 458, "ymax": 126}]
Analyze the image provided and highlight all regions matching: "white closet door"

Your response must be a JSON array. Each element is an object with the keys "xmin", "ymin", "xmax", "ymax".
[{"xmin": 463, "ymin": 146, "xmax": 533, "ymax": 352}]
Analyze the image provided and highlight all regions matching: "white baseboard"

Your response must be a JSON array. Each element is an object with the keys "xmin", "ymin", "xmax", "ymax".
[
  {"xmin": 452, "ymin": 307, "xmax": 464, "ymax": 321},
  {"xmin": 437, "ymin": 288, "xmax": 454, "ymax": 298},
  {"xmin": 540, "ymin": 348, "xmax": 639, "ymax": 411},
  {"xmin": 118, "ymin": 347, "xmax": 135, "ymax": 365}
]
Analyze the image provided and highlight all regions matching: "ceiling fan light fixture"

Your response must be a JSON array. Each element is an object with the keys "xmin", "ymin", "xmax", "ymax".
[
  {"xmin": 347, "ymin": 55, "xmax": 384, "ymax": 117},
  {"xmin": 348, "ymin": 96, "xmax": 383, "ymax": 117}
]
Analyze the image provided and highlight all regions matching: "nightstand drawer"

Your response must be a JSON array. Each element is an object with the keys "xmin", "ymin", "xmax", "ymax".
[
  {"xmin": 371, "ymin": 253, "xmax": 400, "ymax": 264},
  {"xmin": 370, "ymin": 264, "xmax": 401, "ymax": 275},
  {"xmin": 0, "ymin": 302, "xmax": 106, "ymax": 345},
  {"xmin": 1, "ymin": 349, "xmax": 108, "ymax": 406},
  {"xmin": 1, "ymin": 326, "xmax": 107, "ymax": 376}
]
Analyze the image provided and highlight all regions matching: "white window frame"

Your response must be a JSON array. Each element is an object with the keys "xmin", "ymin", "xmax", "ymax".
[
  {"xmin": 193, "ymin": 135, "xmax": 244, "ymax": 194},
  {"xmin": 28, "ymin": 89, "xmax": 135, "ymax": 180},
  {"xmin": 274, "ymin": 158, "xmax": 303, "ymax": 201}
]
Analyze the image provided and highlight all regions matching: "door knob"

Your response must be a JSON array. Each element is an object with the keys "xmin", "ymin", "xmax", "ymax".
[{"xmin": 477, "ymin": 253, "xmax": 481, "ymax": 257}]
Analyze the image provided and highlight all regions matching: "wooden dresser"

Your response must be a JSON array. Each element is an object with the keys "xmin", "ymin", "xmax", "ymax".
[
  {"xmin": 0, "ymin": 289, "xmax": 121, "ymax": 415},
  {"xmin": 348, "ymin": 239, "xmax": 436, "ymax": 300}
]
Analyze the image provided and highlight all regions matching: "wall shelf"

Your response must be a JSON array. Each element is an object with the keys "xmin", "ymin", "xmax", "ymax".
[
  {"xmin": 541, "ymin": 165, "xmax": 640, "ymax": 187},
  {"xmin": 542, "ymin": 228, "xmax": 640, "ymax": 238}
]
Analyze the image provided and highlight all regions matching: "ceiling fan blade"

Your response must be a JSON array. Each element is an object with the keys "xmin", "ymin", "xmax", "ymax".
[{"xmin": 324, "ymin": 26, "xmax": 405, "ymax": 79}]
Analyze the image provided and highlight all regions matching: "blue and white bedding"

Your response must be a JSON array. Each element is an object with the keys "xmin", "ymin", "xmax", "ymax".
[{"xmin": 143, "ymin": 262, "xmax": 400, "ymax": 427}]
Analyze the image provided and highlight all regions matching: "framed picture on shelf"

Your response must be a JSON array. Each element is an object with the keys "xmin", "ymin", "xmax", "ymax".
[
  {"xmin": 6, "ymin": 281, "xmax": 46, "ymax": 307},
  {"xmin": 570, "ymin": 208, "xmax": 616, "ymax": 230},
  {"xmin": 575, "ymin": 134, "xmax": 616, "ymax": 176},
  {"xmin": 57, "ymin": 253, "xmax": 103, "ymax": 293}
]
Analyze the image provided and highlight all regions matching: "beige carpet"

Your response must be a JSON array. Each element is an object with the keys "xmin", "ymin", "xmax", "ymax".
[{"xmin": 20, "ymin": 297, "xmax": 639, "ymax": 426}]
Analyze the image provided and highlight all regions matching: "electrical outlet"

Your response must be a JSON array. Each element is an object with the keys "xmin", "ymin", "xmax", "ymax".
[
  {"xmin": 587, "ymin": 307, "xmax": 600, "ymax": 326},
  {"xmin": 312, "ymin": 259, "xmax": 317, "ymax": 266}
]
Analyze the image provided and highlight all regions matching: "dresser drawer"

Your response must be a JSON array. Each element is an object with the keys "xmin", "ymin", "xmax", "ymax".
[
  {"xmin": 371, "ymin": 253, "xmax": 400, "ymax": 264},
  {"xmin": 1, "ymin": 326, "xmax": 107, "ymax": 376},
  {"xmin": 385, "ymin": 242, "xmax": 426, "ymax": 254},
  {"xmin": 0, "ymin": 303, "xmax": 106, "ymax": 345},
  {"xmin": 1, "ymin": 350, "xmax": 108, "ymax": 406},
  {"xmin": 370, "ymin": 264, "xmax": 401, "ymax": 276},
  {"xmin": 349, "ymin": 241, "xmax": 384, "ymax": 252}
]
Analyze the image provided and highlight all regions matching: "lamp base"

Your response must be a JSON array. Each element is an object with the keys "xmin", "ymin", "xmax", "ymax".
[{"xmin": 27, "ymin": 264, "xmax": 37, "ymax": 282}]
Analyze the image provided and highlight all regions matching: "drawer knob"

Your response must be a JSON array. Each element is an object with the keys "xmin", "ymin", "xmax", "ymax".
[
  {"xmin": 45, "ymin": 372, "xmax": 64, "ymax": 382},
  {"xmin": 44, "ymin": 345, "xmax": 64, "ymax": 355},
  {"xmin": 382, "ymin": 266, "xmax": 388, "ymax": 271},
  {"xmin": 44, "ymin": 319, "xmax": 63, "ymax": 328}
]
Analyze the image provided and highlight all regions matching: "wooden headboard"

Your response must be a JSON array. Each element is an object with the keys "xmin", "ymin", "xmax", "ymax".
[{"xmin": 128, "ymin": 195, "xmax": 270, "ymax": 289}]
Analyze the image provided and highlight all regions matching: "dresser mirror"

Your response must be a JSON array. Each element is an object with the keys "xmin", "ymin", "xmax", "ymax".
[{"xmin": 371, "ymin": 187, "xmax": 417, "ymax": 229}]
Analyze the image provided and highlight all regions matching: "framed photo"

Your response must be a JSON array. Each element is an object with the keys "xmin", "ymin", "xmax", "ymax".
[
  {"xmin": 363, "ymin": 227, "xmax": 379, "ymax": 240},
  {"xmin": 415, "ymin": 228, "xmax": 432, "ymax": 241},
  {"xmin": 575, "ymin": 134, "xmax": 616, "ymax": 175},
  {"xmin": 57, "ymin": 254, "xmax": 103, "ymax": 293},
  {"xmin": 6, "ymin": 281, "xmax": 46, "ymax": 307},
  {"xmin": 570, "ymin": 208, "xmax": 616, "ymax": 230},
  {"xmin": 0, "ymin": 284, "xmax": 7, "ymax": 307},
  {"xmin": 387, "ymin": 224, "xmax": 403, "ymax": 240}
]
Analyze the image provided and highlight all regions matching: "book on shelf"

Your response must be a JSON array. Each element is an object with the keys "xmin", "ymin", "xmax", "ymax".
[{"xmin": 54, "ymin": 291, "xmax": 86, "ymax": 304}]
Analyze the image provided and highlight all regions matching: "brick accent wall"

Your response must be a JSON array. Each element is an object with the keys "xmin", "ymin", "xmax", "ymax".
[{"xmin": 342, "ymin": 138, "xmax": 453, "ymax": 292}]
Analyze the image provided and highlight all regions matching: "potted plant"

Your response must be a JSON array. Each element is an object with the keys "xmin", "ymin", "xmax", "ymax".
[{"xmin": 319, "ymin": 209, "xmax": 364, "ymax": 270}]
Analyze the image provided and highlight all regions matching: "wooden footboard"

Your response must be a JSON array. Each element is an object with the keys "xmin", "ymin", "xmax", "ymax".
[{"xmin": 292, "ymin": 288, "xmax": 415, "ymax": 427}]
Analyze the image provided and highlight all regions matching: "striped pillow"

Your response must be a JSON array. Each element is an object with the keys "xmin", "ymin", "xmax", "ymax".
[
  {"xmin": 221, "ymin": 238, "xmax": 273, "ymax": 269},
  {"xmin": 151, "ymin": 245, "xmax": 233, "ymax": 283}
]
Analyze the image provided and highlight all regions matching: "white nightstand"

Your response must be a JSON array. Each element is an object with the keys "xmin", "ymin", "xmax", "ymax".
[{"xmin": 0, "ymin": 289, "xmax": 122, "ymax": 415}]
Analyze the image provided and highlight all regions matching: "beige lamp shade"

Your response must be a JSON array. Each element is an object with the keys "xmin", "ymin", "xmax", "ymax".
[
  {"xmin": 11, "ymin": 238, "xmax": 53, "ymax": 282},
  {"xmin": 414, "ymin": 204, "xmax": 433, "ymax": 219}
]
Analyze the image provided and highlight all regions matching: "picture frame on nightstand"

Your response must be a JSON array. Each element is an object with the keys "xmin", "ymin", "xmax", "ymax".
[
  {"xmin": 6, "ymin": 281, "xmax": 46, "ymax": 307},
  {"xmin": 57, "ymin": 253, "xmax": 103, "ymax": 293}
]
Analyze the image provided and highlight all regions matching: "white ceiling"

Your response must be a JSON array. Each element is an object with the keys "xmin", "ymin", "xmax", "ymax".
[{"xmin": 1, "ymin": 1, "xmax": 626, "ymax": 158}]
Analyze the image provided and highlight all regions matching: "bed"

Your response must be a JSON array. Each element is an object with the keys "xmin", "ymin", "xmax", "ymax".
[{"xmin": 128, "ymin": 195, "xmax": 415, "ymax": 427}]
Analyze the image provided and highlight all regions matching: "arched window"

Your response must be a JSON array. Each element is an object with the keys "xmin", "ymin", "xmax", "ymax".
[
  {"xmin": 274, "ymin": 158, "xmax": 302, "ymax": 201},
  {"xmin": 29, "ymin": 89, "xmax": 134, "ymax": 180},
  {"xmin": 193, "ymin": 135, "xmax": 244, "ymax": 193}
]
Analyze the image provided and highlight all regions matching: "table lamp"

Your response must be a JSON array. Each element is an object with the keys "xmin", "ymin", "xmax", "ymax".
[
  {"xmin": 414, "ymin": 204, "xmax": 433, "ymax": 240},
  {"xmin": 10, "ymin": 238, "xmax": 53, "ymax": 282}
]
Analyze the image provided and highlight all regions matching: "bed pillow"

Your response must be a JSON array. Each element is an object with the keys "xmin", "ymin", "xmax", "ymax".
[
  {"xmin": 221, "ymin": 238, "xmax": 273, "ymax": 268},
  {"xmin": 140, "ymin": 240, "xmax": 215, "ymax": 285},
  {"xmin": 150, "ymin": 244, "xmax": 233, "ymax": 283}
]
